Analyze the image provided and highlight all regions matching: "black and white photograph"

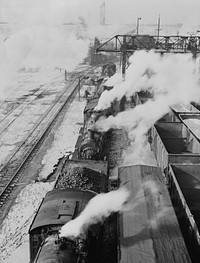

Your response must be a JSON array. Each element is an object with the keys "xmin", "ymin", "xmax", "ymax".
[{"xmin": 0, "ymin": 0, "xmax": 200, "ymax": 262}]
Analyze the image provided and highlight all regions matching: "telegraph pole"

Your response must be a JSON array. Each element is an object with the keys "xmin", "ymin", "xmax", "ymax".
[
  {"xmin": 136, "ymin": 17, "xmax": 141, "ymax": 35},
  {"xmin": 156, "ymin": 15, "xmax": 161, "ymax": 40}
]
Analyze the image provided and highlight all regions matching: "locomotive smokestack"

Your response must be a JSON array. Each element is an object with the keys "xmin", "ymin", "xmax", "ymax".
[{"xmin": 59, "ymin": 187, "xmax": 130, "ymax": 239}]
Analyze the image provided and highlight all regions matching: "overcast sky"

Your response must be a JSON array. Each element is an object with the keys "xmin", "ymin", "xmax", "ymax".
[
  {"xmin": 106, "ymin": 0, "xmax": 200, "ymax": 25},
  {"xmin": 0, "ymin": 0, "xmax": 199, "ymax": 26}
]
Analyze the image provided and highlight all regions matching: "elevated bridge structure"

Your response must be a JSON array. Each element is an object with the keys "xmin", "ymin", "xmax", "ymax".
[{"xmin": 96, "ymin": 35, "xmax": 200, "ymax": 75}]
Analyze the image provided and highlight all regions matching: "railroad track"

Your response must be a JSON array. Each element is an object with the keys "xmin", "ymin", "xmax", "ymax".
[
  {"xmin": 0, "ymin": 74, "xmax": 64, "ymax": 134},
  {"xmin": 0, "ymin": 70, "xmax": 91, "ymax": 208}
]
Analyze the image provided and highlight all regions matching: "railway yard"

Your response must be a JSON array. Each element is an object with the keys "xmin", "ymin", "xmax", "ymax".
[
  {"xmin": 0, "ymin": 63, "xmax": 131, "ymax": 262},
  {"xmin": 1, "ymin": 29, "xmax": 200, "ymax": 263},
  {"xmin": 0, "ymin": 67, "xmax": 93, "ymax": 260},
  {"xmin": 0, "ymin": 56, "xmax": 200, "ymax": 263}
]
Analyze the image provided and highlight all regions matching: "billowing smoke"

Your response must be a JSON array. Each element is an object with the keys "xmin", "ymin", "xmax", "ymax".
[
  {"xmin": 0, "ymin": 0, "xmax": 90, "ymax": 94},
  {"xmin": 95, "ymin": 50, "xmax": 200, "ymax": 165},
  {"xmin": 2, "ymin": 27, "xmax": 89, "ymax": 72},
  {"xmin": 96, "ymin": 50, "xmax": 200, "ymax": 111},
  {"xmin": 59, "ymin": 187, "xmax": 130, "ymax": 239}
]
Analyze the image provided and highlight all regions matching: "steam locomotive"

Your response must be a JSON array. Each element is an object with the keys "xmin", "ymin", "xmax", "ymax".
[
  {"xmin": 28, "ymin": 63, "xmax": 117, "ymax": 263},
  {"xmin": 77, "ymin": 99, "xmax": 114, "ymax": 161},
  {"xmin": 29, "ymin": 188, "xmax": 103, "ymax": 263},
  {"xmin": 28, "ymin": 55, "xmax": 200, "ymax": 262},
  {"xmin": 75, "ymin": 63, "xmax": 117, "ymax": 161}
]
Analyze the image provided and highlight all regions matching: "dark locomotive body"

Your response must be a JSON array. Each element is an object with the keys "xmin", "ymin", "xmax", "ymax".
[
  {"xmin": 29, "ymin": 63, "xmax": 115, "ymax": 263},
  {"xmin": 78, "ymin": 97, "xmax": 114, "ymax": 161},
  {"xmin": 29, "ymin": 188, "xmax": 102, "ymax": 263},
  {"xmin": 28, "ymin": 56, "xmax": 200, "ymax": 262}
]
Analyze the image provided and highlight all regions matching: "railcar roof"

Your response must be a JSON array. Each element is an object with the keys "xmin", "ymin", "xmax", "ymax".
[
  {"xmin": 118, "ymin": 164, "xmax": 191, "ymax": 263},
  {"xmin": 29, "ymin": 188, "xmax": 96, "ymax": 233}
]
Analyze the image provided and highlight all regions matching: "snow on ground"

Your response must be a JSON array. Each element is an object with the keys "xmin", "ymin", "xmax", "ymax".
[
  {"xmin": 0, "ymin": 70, "xmax": 63, "ymax": 101},
  {"xmin": 0, "ymin": 182, "xmax": 53, "ymax": 262},
  {"xmin": 39, "ymin": 96, "xmax": 86, "ymax": 180},
  {"xmin": 0, "ymin": 74, "xmax": 87, "ymax": 262},
  {"xmin": 0, "ymin": 70, "xmax": 68, "ymax": 168}
]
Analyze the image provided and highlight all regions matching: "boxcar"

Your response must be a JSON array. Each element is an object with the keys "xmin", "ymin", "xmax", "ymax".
[{"xmin": 118, "ymin": 164, "xmax": 191, "ymax": 263}]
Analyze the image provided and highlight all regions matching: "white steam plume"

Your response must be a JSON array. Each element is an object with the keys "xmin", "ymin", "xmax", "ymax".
[
  {"xmin": 96, "ymin": 50, "xmax": 200, "ymax": 111},
  {"xmin": 2, "ymin": 26, "xmax": 89, "ymax": 73},
  {"xmin": 95, "ymin": 50, "xmax": 200, "ymax": 165},
  {"xmin": 0, "ymin": 0, "xmax": 91, "ymax": 94},
  {"xmin": 59, "ymin": 187, "xmax": 130, "ymax": 239}
]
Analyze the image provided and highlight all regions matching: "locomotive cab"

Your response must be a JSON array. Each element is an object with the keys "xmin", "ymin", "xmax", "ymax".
[{"xmin": 29, "ymin": 188, "xmax": 102, "ymax": 263}]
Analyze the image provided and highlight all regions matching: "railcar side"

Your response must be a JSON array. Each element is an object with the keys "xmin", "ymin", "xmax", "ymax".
[
  {"xmin": 150, "ymin": 121, "xmax": 200, "ymax": 171},
  {"xmin": 167, "ymin": 164, "xmax": 200, "ymax": 262}
]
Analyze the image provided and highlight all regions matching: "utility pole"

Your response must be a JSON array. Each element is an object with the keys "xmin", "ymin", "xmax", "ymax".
[
  {"xmin": 100, "ymin": 1, "xmax": 106, "ymax": 25},
  {"xmin": 156, "ymin": 15, "xmax": 161, "ymax": 40},
  {"xmin": 121, "ymin": 36, "xmax": 127, "ymax": 79},
  {"xmin": 136, "ymin": 17, "xmax": 141, "ymax": 35}
]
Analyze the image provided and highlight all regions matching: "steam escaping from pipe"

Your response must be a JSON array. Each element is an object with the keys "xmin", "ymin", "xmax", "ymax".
[{"xmin": 59, "ymin": 187, "xmax": 130, "ymax": 239}]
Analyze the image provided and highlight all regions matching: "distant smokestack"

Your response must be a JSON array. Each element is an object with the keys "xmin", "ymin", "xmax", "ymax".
[{"xmin": 100, "ymin": 1, "xmax": 105, "ymax": 25}]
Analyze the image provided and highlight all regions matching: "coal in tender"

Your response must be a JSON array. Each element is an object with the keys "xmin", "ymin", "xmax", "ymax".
[{"xmin": 56, "ymin": 166, "xmax": 104, "ymax": 193}]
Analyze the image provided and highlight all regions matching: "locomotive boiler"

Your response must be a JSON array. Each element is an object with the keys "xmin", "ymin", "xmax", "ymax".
[
  {"xmin": 29, "ymin": 188, "xmax": 103, "ymax": 263},
  {"xmin": 77, "ymin": 97, "xmax": 114, "ymax": 161}
]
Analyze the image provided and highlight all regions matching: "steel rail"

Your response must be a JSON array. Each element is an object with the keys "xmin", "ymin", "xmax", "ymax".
[
  {"xmin": 0, "ymin": 70, "xmax": 91, "ymax": 208},
  {"xmin": 0, "ymin": 74, "xmax": 64, "ymax": 134}
]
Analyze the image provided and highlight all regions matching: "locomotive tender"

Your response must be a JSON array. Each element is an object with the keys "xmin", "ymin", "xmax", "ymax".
[
  {"xmin": 28, "ymin": 56, "xmax": 200, "ymax": 263},
  {"xmin": 29, "ymin": 63, "xmax": 116, "ymax": 263}
]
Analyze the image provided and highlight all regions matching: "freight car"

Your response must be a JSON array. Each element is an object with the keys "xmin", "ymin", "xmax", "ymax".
[
  {"xmin": 117, "ymin": 164, "xmax": 191, "ymax": 263},
  {"xmin": 148, "ymin": 103, "xmax": 200, "ymax": 262},
  {"xmin": 150, "ymin": 121, "xmax": 200, "ymax": 172},
  {"xmin": 167, "ymin": 164, "xmax": 200, "ymax": 262}
]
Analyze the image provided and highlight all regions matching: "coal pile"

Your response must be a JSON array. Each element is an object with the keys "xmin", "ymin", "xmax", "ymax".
[
  {"xmin": 55, "ymin": 166, "xmax": 105, "ymax": 193},
  {"xmin": 103, "ymin": 129, "xmax": 128, "ymax": 170}
]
